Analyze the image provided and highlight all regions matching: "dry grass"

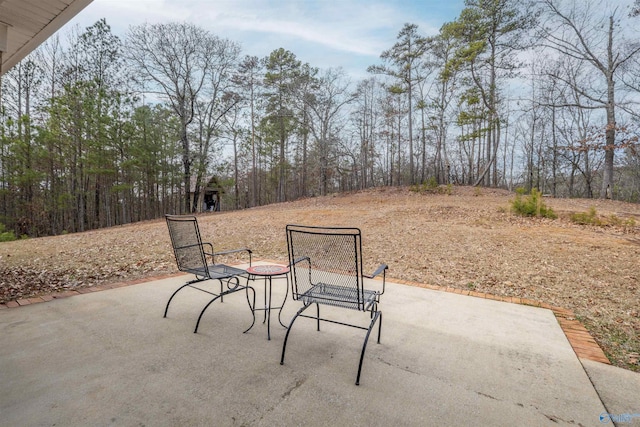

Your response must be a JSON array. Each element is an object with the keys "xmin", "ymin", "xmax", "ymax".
[{"xmin": 1, "ymin": 186, "xmax": 639, "ymax": 371}]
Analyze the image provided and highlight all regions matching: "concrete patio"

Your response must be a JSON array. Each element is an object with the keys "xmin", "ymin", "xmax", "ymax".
[{"xmin": 1, "ymin": 263, "xmax": 639, "ymax": 426}]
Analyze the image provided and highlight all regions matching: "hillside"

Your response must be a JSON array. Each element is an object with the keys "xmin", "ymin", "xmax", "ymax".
[{"xmin": 1, "ymin": 186, "xmax": 639, "ymax": 371}]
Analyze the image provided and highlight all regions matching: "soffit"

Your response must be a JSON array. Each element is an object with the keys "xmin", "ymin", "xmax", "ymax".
[{"xmin": 0, "ymin": 0, "xmax": 93, "ymax": 75}]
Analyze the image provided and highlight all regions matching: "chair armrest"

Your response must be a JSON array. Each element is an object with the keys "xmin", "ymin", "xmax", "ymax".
[
  {"xmin": 364, "ymin": 263, "xmax": 388, "ymax": 295},
  {"xmin": 369, "ymin": 264, "xmax": 388, "ymax": 279},
  {"xmin": 204, "ymin": 245, "xmax": 253, "ymax": 267}
]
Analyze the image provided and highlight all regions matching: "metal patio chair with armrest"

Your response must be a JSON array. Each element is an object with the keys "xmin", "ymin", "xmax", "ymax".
[
  {"xmin": 280, "ymin": 224, "xmax": 388, "ymax": 385},
  {"xmin": 164, "ymin": 214, "xmax": 256, "ymax": 334}
]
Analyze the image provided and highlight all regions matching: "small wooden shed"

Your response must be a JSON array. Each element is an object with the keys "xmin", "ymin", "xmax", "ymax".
[{"xmin": 190, "ymin": 176, "xmax": 222, "ymax": 212}]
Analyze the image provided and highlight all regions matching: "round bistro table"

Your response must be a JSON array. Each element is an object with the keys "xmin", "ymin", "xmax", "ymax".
[{"xmin": 245, "ymin": 264, "xmax": 290, "ymax": 340}]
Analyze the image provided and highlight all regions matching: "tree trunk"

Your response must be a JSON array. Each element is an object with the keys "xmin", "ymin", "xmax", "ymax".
[
  {"xmin": 181, "ymin": 121, "xmax": 191, "ymax": 214},
  {"xmin": 600, "ymin": 80, "xmax": 615, "ymax": 199}
]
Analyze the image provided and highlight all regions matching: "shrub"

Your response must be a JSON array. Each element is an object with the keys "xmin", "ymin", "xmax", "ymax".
[
  {"xmin": 571, "ymin": 207, "xmax": 601, "ymax": 225},
  {"xmin": 571, "ymin": 208, "xmax": 636, "ymax": 229},
  {"xmin": 410, "ymin": 177, "xmax": 437, "ymax": 192},
  {"xmin": 410, "ymin": 178, "xmax": 452, "ymax": 195},
  {"xmin": 510, "ymin": 188, "xmax": 557, "ymax": 219},
  {"xmin": 609, "ymin": 214, "xmax": 636, "ymax": 228},
  {"xmin": 0, "ymin": 223, "xmax": 17, "ymax": 242}
]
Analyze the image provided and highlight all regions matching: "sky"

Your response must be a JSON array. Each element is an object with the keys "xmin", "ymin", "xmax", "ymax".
[{"xmin": 65, "ymin": 0, "xmax": 465, "ymax": 80}]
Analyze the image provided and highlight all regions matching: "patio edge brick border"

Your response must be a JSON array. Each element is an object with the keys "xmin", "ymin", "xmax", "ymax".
[{"xmin": 0, "ymin": 259, "xmax": 610, "ymax": 365}]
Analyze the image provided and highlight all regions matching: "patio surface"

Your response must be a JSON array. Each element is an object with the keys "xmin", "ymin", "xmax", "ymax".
[{"xmin": 1, "ymin": 262, "xmax": 639, "ymax": 426}]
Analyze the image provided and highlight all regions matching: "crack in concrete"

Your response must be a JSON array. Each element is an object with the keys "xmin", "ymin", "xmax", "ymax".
[{"xmin": 282, "ymin": 376, "xmax": 306, "ymax": 400}]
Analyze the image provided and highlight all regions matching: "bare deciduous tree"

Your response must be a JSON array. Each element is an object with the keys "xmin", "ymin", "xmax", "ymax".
[
  {"xmin": 307, "ymin": 68, "xmax": 354, "ymax": 196},
  {"xmin": 127, "ymin": 22, "xmax": 213, "ymax": 213},
  {"xmin": 539, "ymin": 0, "xmax": 640, "ymax": 198}
]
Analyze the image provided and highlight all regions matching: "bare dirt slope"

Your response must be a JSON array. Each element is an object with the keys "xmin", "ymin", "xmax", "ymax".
[{"xmin": 1, "ymin": 186, "xmax": 639, "ymax": 371}]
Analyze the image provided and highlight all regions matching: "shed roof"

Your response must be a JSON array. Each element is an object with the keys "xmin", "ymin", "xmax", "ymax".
[{"xmin": 190, "ymin": 176, "xmax": 222, "ymax": 193}]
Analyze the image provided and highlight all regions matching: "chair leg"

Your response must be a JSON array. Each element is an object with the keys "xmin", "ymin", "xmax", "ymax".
[
  {"xmin": 356, "ymin": 310, "xmax": 382, "ymax": 386},
  {"xmin": 277, "ymin": 274, "xmax": 290, "ymax": 329},
  {"xmin": 243, "ymin": 286, "xmax": 257, "ymax": 334},
  {"xmin": 316, "ymin": 303, "xmax": 321, "ymax": 331},
  {"xmin": 163, "ymin": 283, "xmax": 191, "ymax": 318},
  {"xmin": 193, "ymin": 295, "xmax": 223, "ymax": 333},
  {"xmin": 280, "ymin": 304, "xmax": 312, "ymax": 365}
]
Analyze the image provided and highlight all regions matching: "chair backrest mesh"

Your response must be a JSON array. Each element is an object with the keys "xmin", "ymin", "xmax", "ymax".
[
  {"xmin": 287, "ymin": 224, "xmax": 363, "ymax": 306},
  {"xmin": 166, "ymin": 215, "xmax": 208, "ymax": 277}
]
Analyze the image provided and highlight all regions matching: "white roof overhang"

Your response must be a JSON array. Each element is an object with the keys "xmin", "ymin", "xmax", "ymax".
[{"xmin": 0, "ymin": 0, "xmax": 93, "ymax": 75}]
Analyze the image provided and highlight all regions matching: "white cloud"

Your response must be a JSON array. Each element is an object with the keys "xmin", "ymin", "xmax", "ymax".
[
  {"xmin": 66, "ymin": 0, "xmax": 463, "ymax": 77},
  {"xmin": 212, "ymin": 16, "xmax": 381, "ymax": 56}
]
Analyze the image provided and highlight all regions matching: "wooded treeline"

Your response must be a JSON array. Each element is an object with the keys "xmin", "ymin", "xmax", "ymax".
[{"xmin": 1, "ymin": 0, "xmax": 640, "ymax": 237}]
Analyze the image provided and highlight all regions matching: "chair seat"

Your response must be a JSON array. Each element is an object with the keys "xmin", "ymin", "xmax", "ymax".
[
  {"xmin": 301, "ymin": 283, "xmax": 378, "ymax": 310},
  {"xmin": 184, "ymin": 264, "xmax": 247, "ymax": 280}
]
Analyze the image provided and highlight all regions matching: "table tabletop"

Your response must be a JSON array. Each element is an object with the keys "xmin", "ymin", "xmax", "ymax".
[{"xmin": 246, "ymin": 264, "xmax": 289, "ymax": 276}]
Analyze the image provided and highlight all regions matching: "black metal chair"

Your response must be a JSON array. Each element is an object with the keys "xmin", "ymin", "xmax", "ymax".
[
  {"xmin": 164, "ymin": 214, "xmax": 255, "ymax": 334},
  {"xmin": 280, "ymin": 224, "xmax": 388, "ymax": 385}
]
